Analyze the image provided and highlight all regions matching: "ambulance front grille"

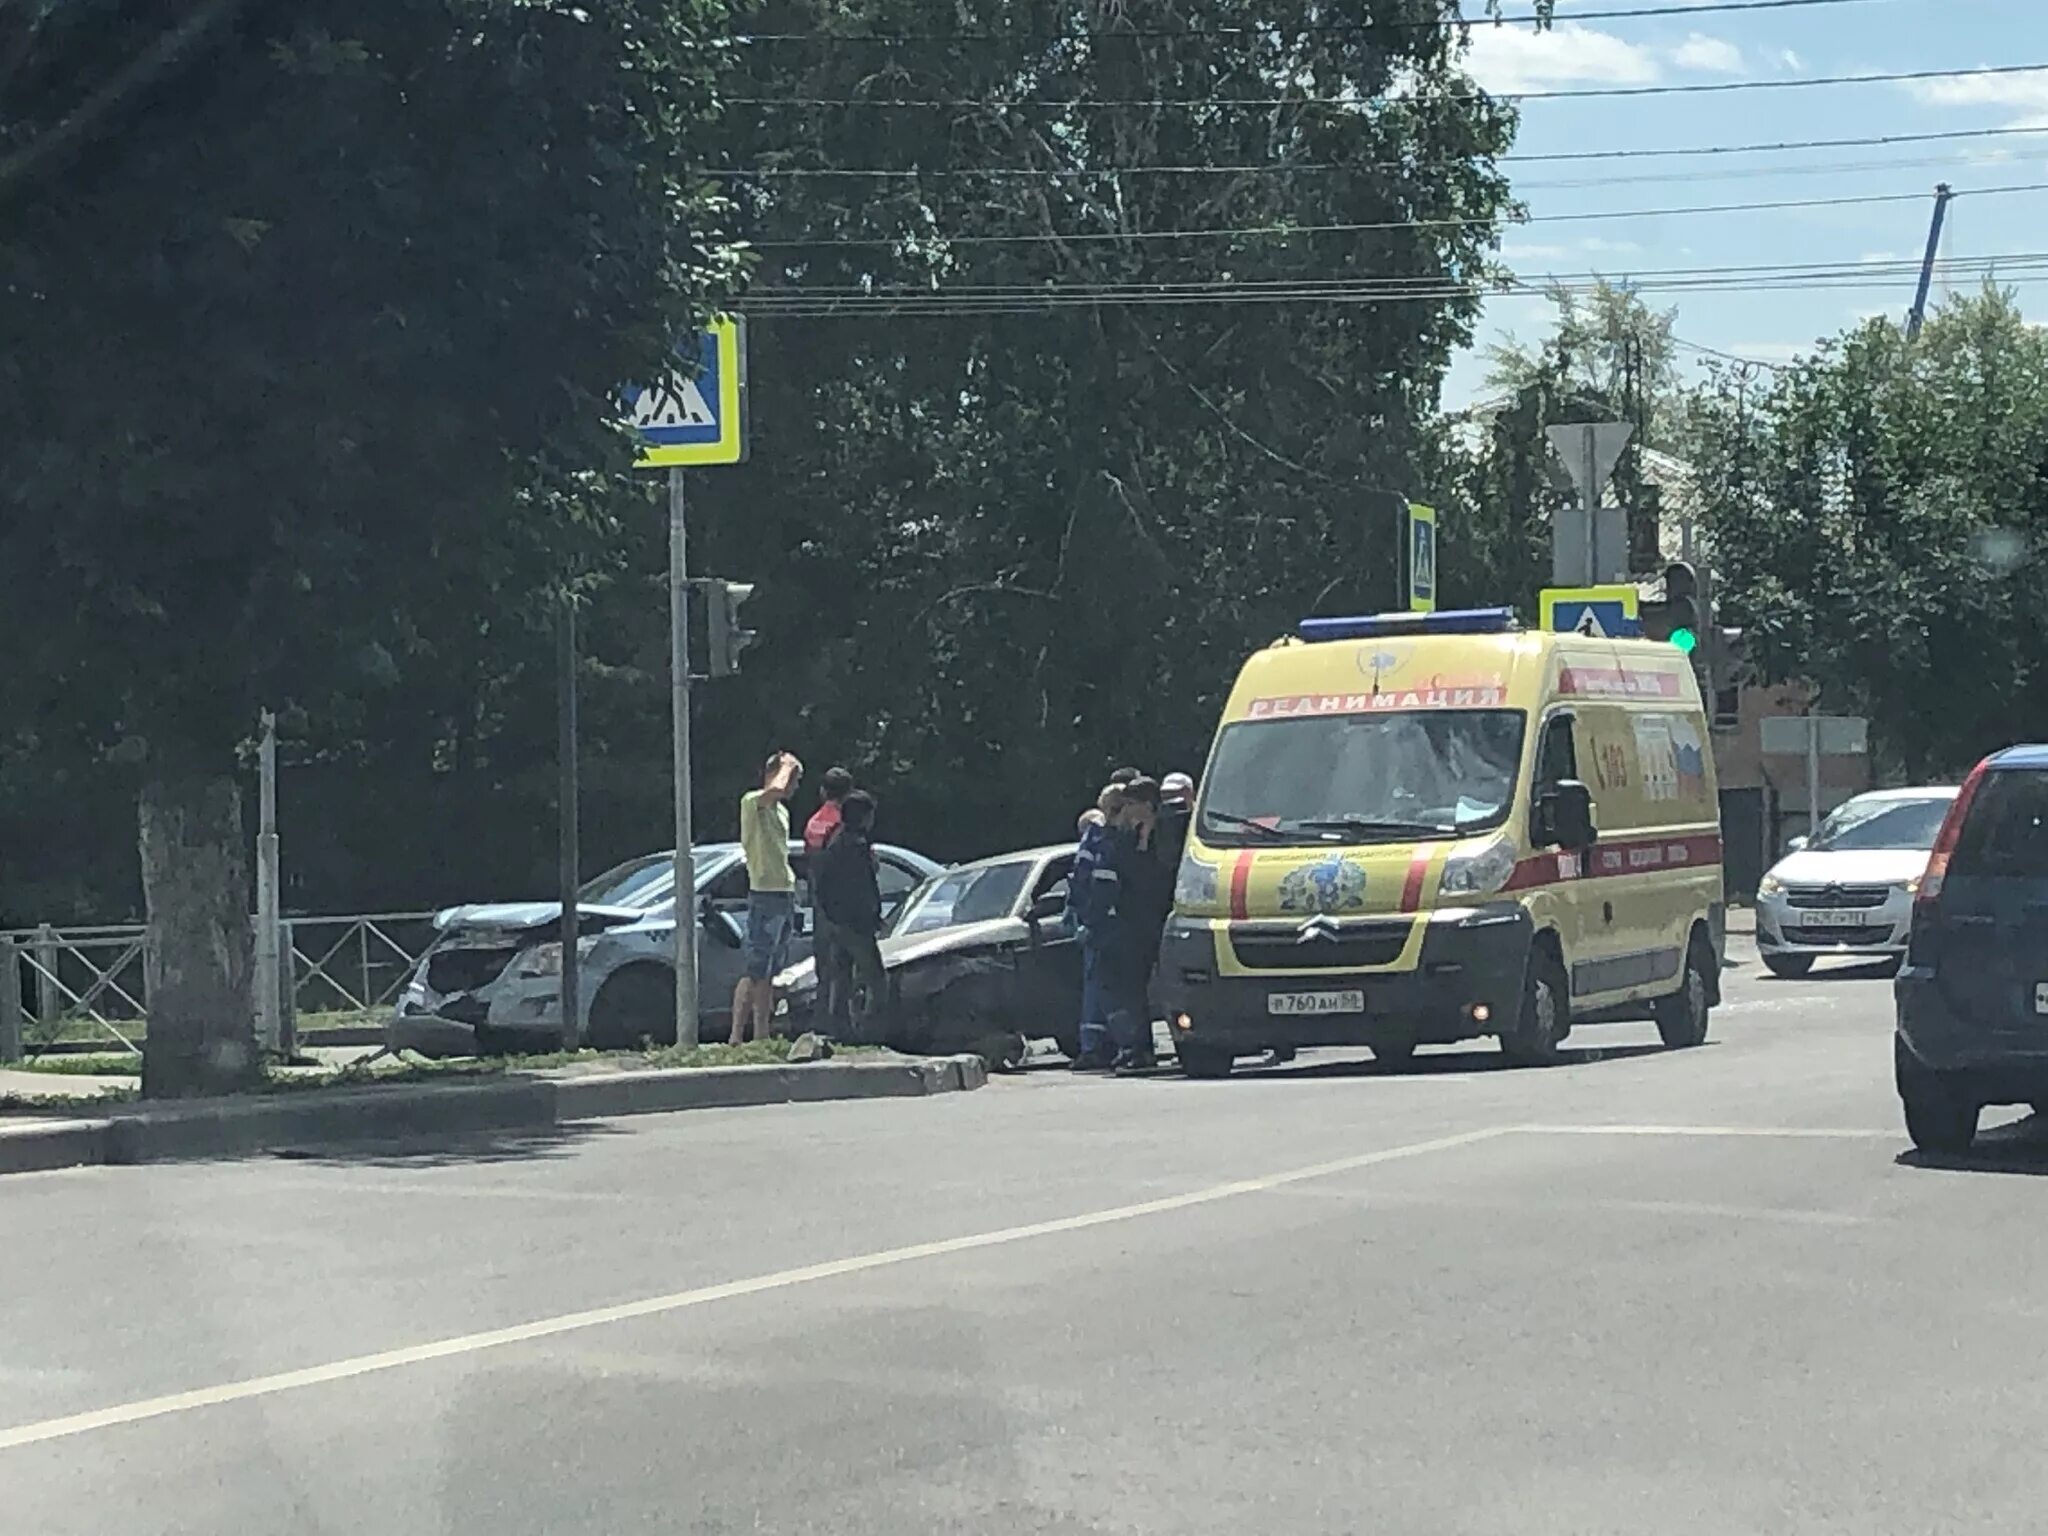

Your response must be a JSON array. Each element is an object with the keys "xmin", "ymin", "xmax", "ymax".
[{"xmin": 1228, "ymin": 922, "xmax": 1410, "ymax": 971}]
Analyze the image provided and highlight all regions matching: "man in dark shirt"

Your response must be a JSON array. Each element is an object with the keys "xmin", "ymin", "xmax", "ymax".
[
  {"xmin": 812, "ymin": 791, "xmax": 887, "ymax": 1041},
  {"xmin": 1106, "ymin": 777, "xmax": 1172, "ymax": 1073}
]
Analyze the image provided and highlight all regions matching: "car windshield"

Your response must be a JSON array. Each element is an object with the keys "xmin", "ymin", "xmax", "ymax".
[
  {"xmin": 579, "ymin": 849, "xmax": 723, "ymax": 908},
  {"xmin": 1808, "ymin": 796, "xmax": 1953, "ymax": 853},
  {"xmin": 1197, "ymin": 710, "xmax": 1527, "ymax": 846},
  {"xmin": 891, "ymin": 860, "xmax": 1034, "ymax": 936}
]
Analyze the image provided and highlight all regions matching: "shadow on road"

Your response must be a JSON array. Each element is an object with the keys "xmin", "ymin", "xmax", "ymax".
[
  {"xmin": 264, "ymin": 1121, "xmax": 625, "ymax": 1169},
  {"xmin": 1896, "ymin": 1114, "xmax": 2048, "ymax": 1177},
  {"xmin": 1759, "ymin": 961, "xmax": 1900, "ymax": 984}
]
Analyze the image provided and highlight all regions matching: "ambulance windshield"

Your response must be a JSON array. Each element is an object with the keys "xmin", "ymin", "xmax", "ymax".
[{"xmin": 1197, "ymin": 709, "xmax": 1526, "ymax": 845}]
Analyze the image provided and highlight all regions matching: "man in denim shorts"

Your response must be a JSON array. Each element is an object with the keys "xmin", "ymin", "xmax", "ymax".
[{"xmin": 730, "ymin": 750, "xmax": 802, "ymax": 1045}]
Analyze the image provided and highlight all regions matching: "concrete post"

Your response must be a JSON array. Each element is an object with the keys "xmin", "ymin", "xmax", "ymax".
[{"xmin": 0, "ymin": 936, "xmax": 23, "ymax": 1063}]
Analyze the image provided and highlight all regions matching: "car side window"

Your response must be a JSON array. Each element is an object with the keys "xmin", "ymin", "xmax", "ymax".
[
  {"xmin": 1952, "ymin": 770, "xmax": 2048, "ymax": 877},
  {"xmin": 877, "ymin": 857, "xmax": 922, "ymax": 922},
  {"xmin": 701, "ymin": 861, "xmax": 749, "ymax": 905},
  {"xmin": 1535, "ymin": 714, "xmax": 1579, "ymax": 790}
]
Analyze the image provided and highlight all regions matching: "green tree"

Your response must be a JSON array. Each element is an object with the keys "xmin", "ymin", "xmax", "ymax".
[
  {"xmin": 1689, "ymin": 289, "xmax": 2048, "ymax": 776},
  {"xmin": 0, "ymin": 3, "xmax": 739, "ymax": 1093},
  {"xmin": 676, "ymin": 0, "xmax": 1527, "ymax": 850}
]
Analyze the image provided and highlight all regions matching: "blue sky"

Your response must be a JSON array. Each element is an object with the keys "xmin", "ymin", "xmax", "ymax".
[{"xmin": 1440, "ymin": 0, "xmax": 2048, "ymax": 407}]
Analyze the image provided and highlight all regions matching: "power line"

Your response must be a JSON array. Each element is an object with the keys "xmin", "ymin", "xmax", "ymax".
[
  {"xmin": 728, "ymin": 61, "xmax": 2048, "ymax": 109},
  {"xmin": 715, "ymin": 124, "xmax": 2048, "ymax": 181},
  {"xmin": 742, "ymin": 252, "xmax": 2048, "ymax": 303},
  {"xmin": 1672, "ymin": 336, "xmax": 1793, "ymax": 370},
  {"xmin": 746, "ymin": 183, "xmax": 2048, "ymax": 250},
  {"xmin": 736, "ymin": 273, "xmax": 2048, "ymax": 316},
  {"xmin": 733, "ymin": 0, "xmax": 1890, "ymax": 43}
]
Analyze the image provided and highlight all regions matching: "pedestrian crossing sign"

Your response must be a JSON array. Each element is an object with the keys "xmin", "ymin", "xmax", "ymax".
[
  {"xmin": 626, "ymin": 317, "xmax": 747, "ymax": 468},
  {"xmin": 1540, "ymin": 584, "xmax": 1641, "ymax": 639}
]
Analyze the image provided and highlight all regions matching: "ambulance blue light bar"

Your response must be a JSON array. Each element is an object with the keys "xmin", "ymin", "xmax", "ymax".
[{"xmin": 1297, "ymin": 608, "xmax": 1518, "ymax": 643}]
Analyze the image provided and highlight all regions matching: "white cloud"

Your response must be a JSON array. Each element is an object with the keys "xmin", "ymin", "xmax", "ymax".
[
  {"xmin": 1463, "ymin": 23, "xmax": 1662, "ymax": 95},
  {"xmin": 1905, "ymin": 70, "xmax": 2048, "ymax": 128},
  {"xmin": 1502, "ymin": 242, "xmax": 1573, "ymax": 260},
  {"xmin": 1670, "ymin": 34, "xmax": 1745, "ymax": 74},
  {"xmin": 1780, "ymin": 48, "xmax": 1804, "ymax": 71},
  {"xmin": 1859, "ymin": 250, "xmax": 1906, "ymax": 264},
  {"xmin": 1579, "ymin": 236, "xmax": 1644, "ymax": 254}
]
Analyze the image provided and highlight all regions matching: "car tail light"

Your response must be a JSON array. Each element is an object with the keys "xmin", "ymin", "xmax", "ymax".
[{"xmin": 1916, "ymin": 757, "xmax": 1991, "ymax": 909}]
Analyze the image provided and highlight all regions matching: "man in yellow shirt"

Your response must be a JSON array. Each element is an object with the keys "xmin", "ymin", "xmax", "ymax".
[{"xmin": 732, "ymin": 750, "xmax": 802, "ymax": 1045}]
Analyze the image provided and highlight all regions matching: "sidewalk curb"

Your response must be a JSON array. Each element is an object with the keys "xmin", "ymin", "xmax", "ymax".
[{"xmin": 0, "ymin": 1055, "xmax": 988, "ymax": 1176}]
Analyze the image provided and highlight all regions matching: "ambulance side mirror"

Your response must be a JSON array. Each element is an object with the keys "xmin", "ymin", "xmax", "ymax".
[{"xmin": 1540, "ymin": 780, "xmax": 1599, "ymax": 850}]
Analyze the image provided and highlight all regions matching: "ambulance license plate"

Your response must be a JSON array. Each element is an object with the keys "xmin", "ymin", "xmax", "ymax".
[
  {"xmin": 1267, "ymin": 990, "xmax": 1365, "ymax": 1017},
  {"xmin": 1799, "ymin": 908, "xmax": 1875, "ymax": 928}
]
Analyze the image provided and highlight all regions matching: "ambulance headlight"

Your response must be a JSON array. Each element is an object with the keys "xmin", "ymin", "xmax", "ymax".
[
  {"xmin": 1439, "ymin": 836, "xmax": 1516, "ymax": 898},
  {"xmin": 1174, "ymin": 855, "xmax": 1220, "ymax": 909}
]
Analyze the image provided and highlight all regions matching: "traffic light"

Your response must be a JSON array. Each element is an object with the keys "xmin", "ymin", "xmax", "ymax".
[
  {"xmin": 703, "ymin": 580, "xmax": 757, "ymax": 677},
  {"xmin": 1661, "ymin": 561, "xmax": 1701, "ymax": 655}
]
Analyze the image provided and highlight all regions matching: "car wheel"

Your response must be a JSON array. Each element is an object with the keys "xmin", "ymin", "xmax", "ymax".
[
  {"xmin": 1499, "ymin": 945, "xmax": 1569, "ymax": 1067},
  {"xmin": 1654, "ymin": 933, "xmax": 1713, "ymax": 1050},
  {"xmin": 1896, "ymin": 1035, "xmax": 1979, "ymax": 1154},
  {"xmin": 473, "ymin": 1024, "xmax": 529, "ymax": 1058},
  {"xmin": 1054, "ymin": 1030, "xmax": 1084, "ymax": 1062},
  {"xmin": 1762, "ymin": 954, "xmax": 1813, "ymax": 979},
  {"xmin": 1177, "ymin": 1042, "xmax": 1236, "ymax": 1079},
  {"xmin": 587, "ymin": 967, "xmax": 677, "ymax": 1052},
  {"xmin": 1875, "ymin": 956, "xmax": 1905, "ymax": 979}
]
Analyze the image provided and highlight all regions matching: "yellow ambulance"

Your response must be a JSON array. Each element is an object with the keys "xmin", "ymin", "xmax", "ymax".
[{"xmin": 1160, "ymin": 607, "xmax": 1724, "ymax": 1077}]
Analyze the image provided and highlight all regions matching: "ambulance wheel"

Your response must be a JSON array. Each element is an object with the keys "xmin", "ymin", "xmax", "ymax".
[
  {"xmin": 1655, "ymin": 933, "xmax": 1713, "ymax": 1050},
  {"xmin": 1500, "ymin": 946, "xmax": 1569, "ymax": 1067},
  {"xmin": 1177, "ymin": 1043, "xmax": 1236, "ymax": 1079}
]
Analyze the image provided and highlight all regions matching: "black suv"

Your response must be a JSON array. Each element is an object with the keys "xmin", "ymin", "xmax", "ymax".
[{"xmin": 1894, "ymin": 745, "xmax": 2048, "ymax": 1152}]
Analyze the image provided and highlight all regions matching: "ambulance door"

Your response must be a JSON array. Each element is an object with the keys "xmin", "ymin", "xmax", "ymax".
[{"xmin": 1529, "ymin": 708, "xmax": 1594, "ymax": 988}]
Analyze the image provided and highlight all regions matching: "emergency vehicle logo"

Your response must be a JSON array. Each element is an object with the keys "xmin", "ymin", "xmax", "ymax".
[{"xmin": 1277, "ymin": 854, "xmax": 1368, "ymax": 914}]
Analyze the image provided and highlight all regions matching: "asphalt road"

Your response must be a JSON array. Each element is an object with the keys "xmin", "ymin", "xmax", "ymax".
[{"xmin": 7, "ymin": 944, "xmax": 2048, "ymax": 1535}]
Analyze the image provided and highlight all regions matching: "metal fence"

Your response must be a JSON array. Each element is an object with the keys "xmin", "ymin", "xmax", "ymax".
[{"xmin": 0, "ymin": 912, "xmax": 437, "ymax": 1056}]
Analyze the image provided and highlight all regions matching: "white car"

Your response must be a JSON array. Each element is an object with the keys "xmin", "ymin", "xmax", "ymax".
[{"xmin": 1754, "ymin": 787, "xmax": 1959, "ymax": 977}]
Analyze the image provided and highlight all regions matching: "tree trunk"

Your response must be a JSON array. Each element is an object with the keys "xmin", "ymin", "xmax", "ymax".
[{"xmin": 139, "ymin": 772, "xmax": 259, "ymax": 1098}]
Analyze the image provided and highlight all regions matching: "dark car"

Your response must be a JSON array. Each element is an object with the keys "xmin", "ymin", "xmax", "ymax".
[
  {"xmin": 1894, "ymin": 745, "xmax": 2048, "ymax": 1153},
  {"xmin": 776, "ymin": 844, "xmax": 1083, "ymax": 1063}
]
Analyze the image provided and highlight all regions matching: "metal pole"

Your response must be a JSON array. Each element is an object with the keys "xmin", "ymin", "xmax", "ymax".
[
  {"xmin": 1906, "ymin": 183, "xmax": 1954, "ymax": 343},
  {"xmin": 669, "ymin": 466, "xmax": 700, "ymax": 1049},
  {"xmin": 33, "ymin": 922, "xmax": 58, "ymax": 1027},
  {"xmin": 556, "ymin": 594, "xmax": 582, "ymax": 1052},
  {"xmin": 1807, "ymin": 714, "xmax": 1823, "ymax": 842},
  {"xmin": 254, "ymin": 710, "xmax": 282, "ymax": 1055},
  {"xmin": 1582, "ymin": 432, "xmax": 1600, "ymax": 586},
  {"xmin": 0, "ymin": 935, "xmax": 22, "ymax": 1063}
]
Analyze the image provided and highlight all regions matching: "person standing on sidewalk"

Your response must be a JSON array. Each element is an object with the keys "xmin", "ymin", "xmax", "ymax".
[
  {"xmin": 803, "ymin": 766, "xmax": 855, "ymax": 1028},
  {"xmin": 813, "ymin": 790, "xmax": 886, "ymax": 1041},
  {"xmin": 732, "ymin": 751, "xmax": 802, "ymax": 1045}
]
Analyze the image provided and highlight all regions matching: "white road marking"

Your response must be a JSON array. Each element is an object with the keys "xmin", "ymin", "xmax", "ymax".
[
  {"xmin": 0, "ymin": 1125, "xmax": 1515, "ymax": 1452},
  {"xmin": 1521, "ymin": 1124, "xmax": 1894, "ymax": 1139}
]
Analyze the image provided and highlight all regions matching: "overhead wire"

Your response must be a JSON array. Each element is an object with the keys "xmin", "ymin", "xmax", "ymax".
[
  {"xmin": 712, "ymin": 124, "xmax": 2048, "ymax": 181},
  {"xmin": 727, "ymin": 61, "xmax": 2048, "ymax": 109},
  {"xmin": 744, "ymin": 183, "xmax": 2048, "ymax": 250},
  {"xmin": 733, "ymin": 0, "xmax": 1893, "ymax": 43}
]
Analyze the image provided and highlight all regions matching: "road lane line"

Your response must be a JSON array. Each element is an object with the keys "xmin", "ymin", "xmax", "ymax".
[
  {"xmin": 0, "ymin": 1125, "xmax": 1514, "ymax": 1452},
  {"xmin": 1520, "ymin": 1124, "xmax": 1894, "ymax": 1138}
]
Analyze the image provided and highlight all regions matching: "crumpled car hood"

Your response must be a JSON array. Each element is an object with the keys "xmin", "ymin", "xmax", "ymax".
[{"xmin": 434, "ymin": 901, "xmax": 647, "ymax": 935}]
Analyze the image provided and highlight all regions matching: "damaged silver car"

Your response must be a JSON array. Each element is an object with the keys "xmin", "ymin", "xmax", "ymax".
[
  {"xmin": 391, "ymin": 842, "xmax": 942, "ymax": 1056},
  {"xmin": 775, "ymin": 844, "xmax": 1083, "ymax": 1065}
]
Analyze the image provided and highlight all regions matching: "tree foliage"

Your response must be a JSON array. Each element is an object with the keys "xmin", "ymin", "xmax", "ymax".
[
  {"xmin": 1, "ymin": 1, "xmax": 739, "ymax": 1090},
  {"xmin": 1687, "ymin": 289, "xmax": 2048, "ymax": 777}
]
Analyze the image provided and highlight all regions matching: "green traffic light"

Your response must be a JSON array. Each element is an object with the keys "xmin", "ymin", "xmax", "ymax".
[{"xmin": 1669, "ymin": 626, "xmax": 1699, "ymax": 654}]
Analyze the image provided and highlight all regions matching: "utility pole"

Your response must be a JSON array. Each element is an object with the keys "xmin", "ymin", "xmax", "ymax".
[
  {"xmin": 668, "ymin": 466, "xmax": 699, "ymax": 1051},
  {"xmin": 254, "ymin": 710, "xmax": 284, "ymax": 1057},
  {"xmin": 556, "ymin": 592, "xmax": 581, "ymax": 1052},
  {"xmin": 1906, "ymin": 183, "xmax": 1954, "ymax": 343}
]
